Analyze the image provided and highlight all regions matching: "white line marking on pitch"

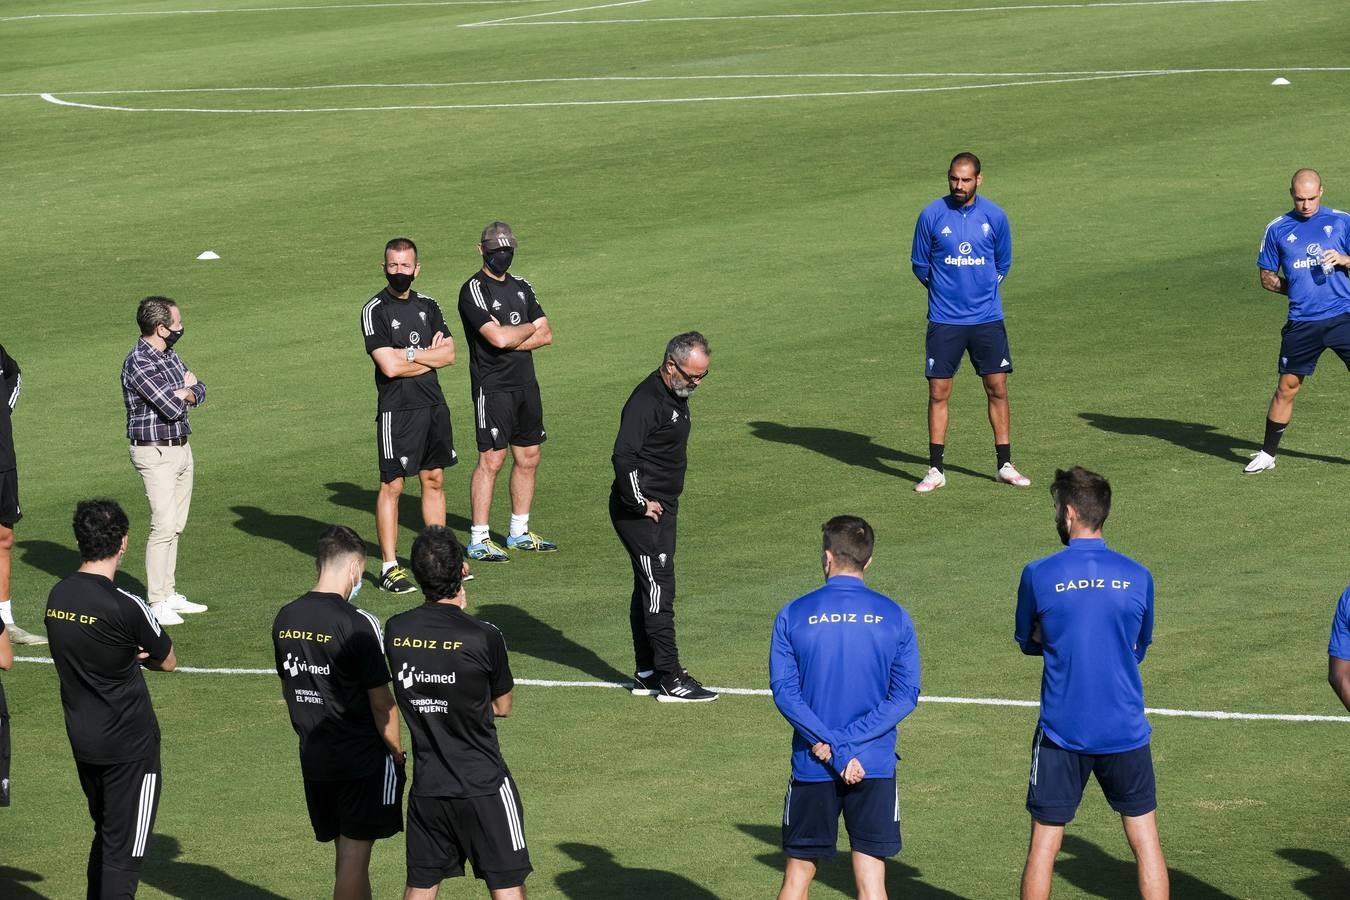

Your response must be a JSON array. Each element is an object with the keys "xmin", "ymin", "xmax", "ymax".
[
  {"xmin": 0, "ymin": 0, "xmax": 551, "ymax": 24},
  {"xmin": 12, "ymin": 656, "xmax": 1349, "ymax": 723},
  {"xmin": 462, "ymin": 0, "xmax": 653, "ymax": 28},
  {"xmin": 460, "ymin": 0, "xmax": 1264, "ymax": 28}
]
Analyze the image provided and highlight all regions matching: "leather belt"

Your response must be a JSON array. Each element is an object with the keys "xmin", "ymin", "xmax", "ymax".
[{"xmin": 131, "ymin": 437, "xmax": 188, "ymax": 447}]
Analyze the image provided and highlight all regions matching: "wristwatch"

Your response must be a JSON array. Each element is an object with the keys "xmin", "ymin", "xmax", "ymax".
[{"xmin": 405, "ymin": 346, "xmax": 416, "ymax": 362}]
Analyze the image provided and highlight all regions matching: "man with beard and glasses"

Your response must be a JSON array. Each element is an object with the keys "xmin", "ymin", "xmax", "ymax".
[
  {"xmin": 910, "ymin": 152, "xmax": 1030, "ymax": 493},
  {"xmin": 361, "ymin": 238, "xmax": 459, "ymax": 595},
  {"xmin": 457, "ymin": 222, "xmax": 556, "ymax": 564},
  {"xmin": 1014, "ymin": 467, "xmax": 1167, "ymax": 900},
  {"xmin": 610, "ymin": 332, "xmax": 717, "ymax": 703}
]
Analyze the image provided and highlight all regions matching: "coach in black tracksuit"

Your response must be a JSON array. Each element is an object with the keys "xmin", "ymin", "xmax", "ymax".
[{"xmin": 610, "ymin": 332, "xmax": 717, "ymax": 704}]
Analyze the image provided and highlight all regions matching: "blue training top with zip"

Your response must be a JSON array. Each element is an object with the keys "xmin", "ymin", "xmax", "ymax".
[
  {"xmin": 911, "ymin": 194, "xmax": 1012, "ymax": 325},
  {"xmin": 1257, "ymin": 207, "xmax": 1350, "ymax": 322}
]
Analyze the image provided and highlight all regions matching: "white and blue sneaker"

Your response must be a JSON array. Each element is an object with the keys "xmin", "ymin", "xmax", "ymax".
[{"xmin": 506, "ymin": 532, "xmax": 557, "ymax": 552}]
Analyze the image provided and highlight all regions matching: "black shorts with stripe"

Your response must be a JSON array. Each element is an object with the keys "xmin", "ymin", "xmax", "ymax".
[
  {"xmin": 0, "ymin": 467, "xmax": 20, "ymax": 525},
  {"xmin": 406, "ymin": 773, "xmax": 531, "ymax": 891},
  {"xmin": 472, "ymin": 383, "xmax": 545, "ymax": 452},
  {"xmin": 782, "ymin": 777, "xmax": 901, "ymax": 860},
  {"xmin": 76, "ymin": 744, "xmax": 162, "ymax": 889},
  {"xmin": 376, "ymin": 405, "xmax": 457, "ymax": 483},
  {"xmin": 304, "ymin": 754, "xmax": 406, "ymax": 843}
]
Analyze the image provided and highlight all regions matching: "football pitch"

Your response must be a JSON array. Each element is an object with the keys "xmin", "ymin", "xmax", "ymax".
[{"xmin": 3, "ymin": 0, "xmax": 1350, "ymax": 896}]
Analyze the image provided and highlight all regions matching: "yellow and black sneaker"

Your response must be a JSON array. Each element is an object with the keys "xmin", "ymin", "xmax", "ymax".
[{"xmin": 379, "ymin": 565, "xmax": 418, "ymax": 594}]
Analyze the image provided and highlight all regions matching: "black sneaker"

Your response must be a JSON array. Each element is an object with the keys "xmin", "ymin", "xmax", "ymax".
[
  {"xmin": 657, "ymin": 671, "xmax": 718, "ymax": 703},
  {"xmin": 631, "ymin": 672, "xmax": 662, "ymax": 696},
  {"xmin": 379, "ymin": 565, "xmax": 417, "ymax": 594}
]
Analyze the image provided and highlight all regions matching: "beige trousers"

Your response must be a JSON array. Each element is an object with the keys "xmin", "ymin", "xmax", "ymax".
[{"xmin": 129, "ymin": 442, "xmax": 194, "ymax": 604}]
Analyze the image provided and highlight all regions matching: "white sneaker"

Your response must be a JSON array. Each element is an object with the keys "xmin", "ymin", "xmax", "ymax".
[
  {"xmin": 4, "ymin": 622, "xmax": 48, "ymax": 645},
  {"xmin": 914, "ymin": 467, "xmax": 947, "ymax": 493},
  {"xmin": 167, "ymin": 592, "xmax": 208, "ymax": 614},
  {"xmin": 151, "ymin": 603, "xmax": 184, "ymax": 625},
  {"xmin": 997, "ymin": 462, "xmax": 1032, "ymax": 487},
  {"xmin": 1243, "ymin": 451, "xmax": 1276, "ymax": 474}
]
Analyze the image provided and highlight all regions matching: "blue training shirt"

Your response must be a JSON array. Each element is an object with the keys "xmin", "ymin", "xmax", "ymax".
[
  {"xmin": 1015, "ymin": 538, "xmax": 1154, "ymax": 754},
  {"xmin": 911, "ymin": 195, "xmax": 1012, "ymax": 325},
  {"xmin": 1328, "ymin": 586, "xmax": 1350, "ymax": 661},
  {"xmin": 1257, "ymin": 207, "xmax": 1350, "ymax": 322},
  {"xmin": 770, "ymin": 575, "xmax": 920, "ymax": 783}
]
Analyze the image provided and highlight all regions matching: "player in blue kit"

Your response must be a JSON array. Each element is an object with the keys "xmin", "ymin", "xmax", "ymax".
[
  {"xmin": 1014, "ymin": 467, "xmax": 1167, "ymax": 900},
  {"xmin": 1245, "ymin": 168, "xmax": 1350, "ymax": 474},
  {"xmin": 910, "ymin": 152, "xmax": 1030, "ymax": 493},
  {"xmin": 1327, "ymin": 587, "xmax": 1350, "ymax": 711},
  {"xmin": 769, "ymin": 516, "xmax": 920, "ymax": 900}
]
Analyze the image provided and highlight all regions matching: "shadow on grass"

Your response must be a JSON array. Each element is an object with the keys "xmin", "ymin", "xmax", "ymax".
[
  {"xmin": 1057, "ymin": 834, "xmax": 1237, "ymax": 898},
  {"xmin": 1077, "ymin": 413, "xmax": 1350, "ymax": 466},
  {"xmin": 1278, "ymin": 847, "xmax": 1350, "ymax": 898},
  {"xmin": 142, "ymin": 834, "xmax": 288, "ymax": 899},
  {"xmin": 0, "ymin": 865, "xmax": 44, "ymax": 899},
  {"xmin": 737, "ymin": 823, "xmax": 968, "ymax": 898},
  {"xmin": 230, "ymin": 506, "xmax": 385, "ymax": 587},
  {"xmin": 746, "ymin": 422, "xmax": 993, "ymax": 484},
  {"xmin": 323, "ymin": 481, "xmax": 472, "ymax": 538},
  {"xmin": 16, "ymin": 539, "xmax": 148, "ymax": 598},
  {"xmin": 476, "ymin": 604, "xmax": 628, "ymax": 685},
  {"xmin": 555, "ymin": 842, "xmax": 718, "ymax": 900}
]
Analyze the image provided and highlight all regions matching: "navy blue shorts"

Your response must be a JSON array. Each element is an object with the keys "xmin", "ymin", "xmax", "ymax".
[
  {"xmin": 1026, "ymin": 729, "xmax": 1156, "ymax": 825},
  {"xmin": 1278, "ymin": 311, "xmax": 1350, "ymax": 375},
  {"xmin": 781, "ymin": 778, "xmax": 901, "ymax": 860},
  {"xmin": 925, "ymin": 320, "xmax": 1013, "ymax": 378}
]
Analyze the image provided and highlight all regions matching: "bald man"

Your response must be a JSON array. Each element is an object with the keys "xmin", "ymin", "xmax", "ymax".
[{"xmin": 1246, "ymin": 169, "xmax": 1350, "ymax": 473}]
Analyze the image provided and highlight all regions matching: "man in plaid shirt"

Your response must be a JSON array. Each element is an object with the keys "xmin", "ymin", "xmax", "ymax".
[{"xmin": 121, "ymin": 296, "xmax": 209, "ymax": 626}]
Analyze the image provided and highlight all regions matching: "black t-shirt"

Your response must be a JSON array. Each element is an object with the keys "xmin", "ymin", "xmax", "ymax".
[
  {"xmin": 361, "ymin": 288, "xmax": 451, "ymax": 413},
  {"xmin": 457, "ymin": 271, "xmax": 546, "ymax": 393},
  {"xmin": 384, "ymin": 602, "xmax": 514, "ymax": 798},
  {"xmin": 0, "ymin": 344, "xmax": 20, "ymax": 471},
  {"xmin": 272, "ymin": 592, "xmax": 392, "ymax": 781},
  {"xmin": 46, "ymin": 573, "xmax": 173, "ymax": 763},
  {"xmin": 611, "ymin": 369, "xmax": 692, "ymax": 514}
]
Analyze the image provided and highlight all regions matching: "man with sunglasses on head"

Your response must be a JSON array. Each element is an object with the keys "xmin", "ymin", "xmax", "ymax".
[{"xmin": 610, "ymin": 332, "xmax": 716, "ymax": 703}]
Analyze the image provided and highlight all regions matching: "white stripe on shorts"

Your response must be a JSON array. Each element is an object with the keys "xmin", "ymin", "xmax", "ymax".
[
  {"xmin": 132, "ymin": 773, "xmax": 157, "ymax": 857},
  {"xmin": 499, "ymin": 778, "xmax": 526, "ymax": 851}
]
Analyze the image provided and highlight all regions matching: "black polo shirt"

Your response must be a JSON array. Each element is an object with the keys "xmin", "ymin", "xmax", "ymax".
[
  {"xmin": 361, "ymin": 288, "xmax": 452, "ymax": 413},
  {"xmin": 457, "ymin": 271, "xmax": 546, "ymax": 393}
]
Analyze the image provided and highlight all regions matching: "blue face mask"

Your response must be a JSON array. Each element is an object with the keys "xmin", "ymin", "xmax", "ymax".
[{"xmin": 348, "ymin": 572, "xmax": 363, "ymax": 602}]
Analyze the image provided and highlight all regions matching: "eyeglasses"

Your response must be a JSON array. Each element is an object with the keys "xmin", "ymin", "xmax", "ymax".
[{"xmin": 668, "ymin": 357, "xmax": 709, "ymax": 383}]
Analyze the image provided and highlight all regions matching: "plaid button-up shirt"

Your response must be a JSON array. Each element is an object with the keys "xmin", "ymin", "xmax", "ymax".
[{"xmin": 121, "ymin": 338, "xmax": 206, "ymax": 442}]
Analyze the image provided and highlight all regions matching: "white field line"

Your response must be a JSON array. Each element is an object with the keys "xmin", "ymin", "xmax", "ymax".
[
  {"xmin": 0, "ymin": 0, "xmax": 551, "ymax": 24},
  {"xmin": 13, "ymin": 656, "xmax": 1350, "ymax": 723},
  {"xmin": 460, "ymin": 0, "xmax": 1264, "ymax": 28},
  {"xmin": 463, "ymin": 0, "xmax": 654, "ymax": 28}
]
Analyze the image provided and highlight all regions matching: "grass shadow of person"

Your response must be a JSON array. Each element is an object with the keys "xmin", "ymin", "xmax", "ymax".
[
  {"xmin": 555, "ymin": 842, "xmax": 719, "ymax": 900},
  {"xmin": 1077, "ymin": 413, "xmax": 1350, "ymax": 466},
  {"xmin": 141, "ymin": 834, "xmax": 288, "ymax": 899},
  {"xmin": 1057, "ymin": 833, "xmax": 1238, "ymax": 899},
  {"xmin": 476, "ymin": 603, "xmax": 629, "ymax": 685},
  {"xmin": 736, "ymin": 822, "xmax": 969, "ymax": 899},
  {"xmin": 746, "ymin": 422, "xmax": 993, "ymax": 484},
  {"xmin": 323, "ymin": 481, "xmax": 472, "ymax": 538},
  {"xmin": 230, "ymin": 506, "xmax": 383, "ymax": 587},
  {"xmin": 17, "ymin": 539, "xmax": 148, "ymax": 598},
  {"xmin": 1278, "ymin": 847, "xmax": 1350, "ymax": 898},
  {"xmin": 0, "ymin": 865, "xmax": 45, "ymax": 899}
]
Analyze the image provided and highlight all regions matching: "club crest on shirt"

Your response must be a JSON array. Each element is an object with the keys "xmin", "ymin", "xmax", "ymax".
[
  {"xmin": 982, "ymin": 222, "xmax": 991, "ymax": 235},
  {"xmin": 419, "ymin": 311, "xmax": 427, "ymax": 323},
  {"xmin": 1325, "ymin": 225, "xmax": 1334, "ymax": 238},
  {"xmin": 517, "ymin": 291, "xmax": 526, "ymax": 300}
]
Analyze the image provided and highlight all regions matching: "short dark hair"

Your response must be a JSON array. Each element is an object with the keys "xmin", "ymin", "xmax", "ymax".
[
  {"xmin": 137, "ymin": 296, "xmax": 177, "ymax": 337},
  {"xmin": 949, "ymin": 152, "xmax": 981, "ymax": 175},
  {"xmin": 411, "ymin": 526, "xmax": 465, "ymax": 602},
  {"xmin": 1050, "ymin": 466, "xmax": 1112, "ymax": 531},
  {"xmin": 315, "ymin": 525, "xmax": 366, "ymax": 573},
  {"xmin": 73, "ymin": 499, "xmax": 130, "ymax": 563},
  {"xmin": 822, "ymin": 515, "xmax": 874, "ymax": 570},
  {"xmin": 384, "ymin": 237, "xmax": 418, "ymax": 260},
  {"xmin": 664, "ymin": 331, "xmax": 710, "ymax": 365}
]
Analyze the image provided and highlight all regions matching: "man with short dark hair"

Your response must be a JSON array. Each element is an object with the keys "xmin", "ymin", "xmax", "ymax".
[
  {"xmin": 770, "ymin": 516, "xmax": 921, "ymax": 900},
  {"xmin": 386, "ymin": 526, "xmax": 530, "ymax": 900},
  {"xmin": 1326, "ymin": 586, "xmax": 1350, "ymax": 711},
  {"xmin": 1244, "ymin": 168, "xmax": 1350, "ymax": 473},
  {"xmin": 46, "ymin": 498, "xmax": 177, "ymax": 899},
  {"xmin": 0, "ymin": 342, "xmax": 43, "ymax": 644},
  {"xmin": 910, "ymin": 152, "xmax": 1030, "ymax": 493},
  {"xmin": 122, "ymin": 297, "xmax": 209, "ymax": 626},
  {"xmin": 458, "ymin": 222, "xmax": 556, "ymax": 563},
  {"xmin": 273, "ymin": 525, "xmax": 405, "ymax": 900},
  {"xmin": 611, "ymin": 332, "xmax": 717, "ymax": 703},
  {"xmin": 1015, "ymin": 467, "xmax": 1166, "ymax": 900},
  {"xmin": 362, "ymin": 238, "xmax": 459, "ymax": 595}
]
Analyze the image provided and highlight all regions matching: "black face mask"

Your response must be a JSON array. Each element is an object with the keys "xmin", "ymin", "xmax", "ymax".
[
  {"xmin": 164, "ymin": 327, "xmax": 184, "ymax": 349},
  {"xmin": 386, "ymin": 271, "xmax": 415, "ymax": 294},
  {"xmin": 484, "ymin": 248, "xmax": 513, "ymax": 274}
]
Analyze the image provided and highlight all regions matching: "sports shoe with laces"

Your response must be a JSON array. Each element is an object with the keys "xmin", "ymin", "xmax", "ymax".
[
  {"xmin": 997, "ymin": 462, "xmax": 1032, "ymax": 487},
  {"xmin": 1244, "ymin": 450, "xmax": 1276, "ymax": 474},
  {"xmin": 657, "ymin": 670, "xmax": 718, "ymax": 703},
  {"xmin": 150, "ymin": 602, "xmax": 184, "ymax": 625},
  {"xmin": 631, "ymin": 672, "xmax": 662, "ymax": 696},
  {"xmin": 466, "ymin": 540, "xmax": 510, "ymax": 563},
  {"xmin": 4, "ymin": 622, "xmax": 47, "ymax": 645},
  {"xmin": 379, "ymin": 565, "xmax": 418, "ymax": 594},
  {"xmin": 167, "ymin": 592, "xmax": 208, "ymax": 614},
  {"xmin": 914, "ymin": 467, "xmax": 947, "ymax": 493},
  {"xmin": 505, "ymin": 532, "xmax": 558, "ymax": 552}
]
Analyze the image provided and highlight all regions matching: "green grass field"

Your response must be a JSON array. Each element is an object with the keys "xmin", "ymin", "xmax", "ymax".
[{"xmin": 4, "ymin": 0, "xmax": 1350, "ymax": 896}]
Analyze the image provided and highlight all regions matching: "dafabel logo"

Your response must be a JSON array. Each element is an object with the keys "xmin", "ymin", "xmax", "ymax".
[
  {"xmin": 945, "ymin": 241, "xmax": 986, "ymax": 267},
  {"xmin": 283, "ymin": 652, "xmax": 330, "ymax": 678},
  {"xmin": 1292, "ymin": 243, "xmax": 1325, "ymax": 270}
]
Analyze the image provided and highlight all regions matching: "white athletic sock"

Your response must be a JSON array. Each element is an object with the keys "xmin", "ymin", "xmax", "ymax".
[
  {"xmin": 470, "ymin": 525, "xmax": 490, "ymax": 545},
  {"xmin": 0, "ymin": 599, "xmax": 12, "ymax": 625},
  {"xmin": 381, "ymin": 560, "xmax": 397, "ymax": 575},
  {"xmin": 636, "ymin": 669, "xmax": 654, "ymax": 679},
  {"xmin": 509, "ymin": 514, "xmax": 529, "ymax": 538}
]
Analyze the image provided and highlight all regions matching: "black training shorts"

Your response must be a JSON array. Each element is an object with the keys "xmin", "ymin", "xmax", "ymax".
[
  {"xmin": 405, "ymin": 775, "xmax": 531, "ymax": 891},
  {"xmin": 472, "ymin": 384, "xmax": 546, "ymax": 452},
  {"xmin": 377, "ymin": 405, "xmax": 457, "ymax": 483},
  {"xmin": 304, "ymin": 754, "xmax": 406, "ymax": 842}
]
